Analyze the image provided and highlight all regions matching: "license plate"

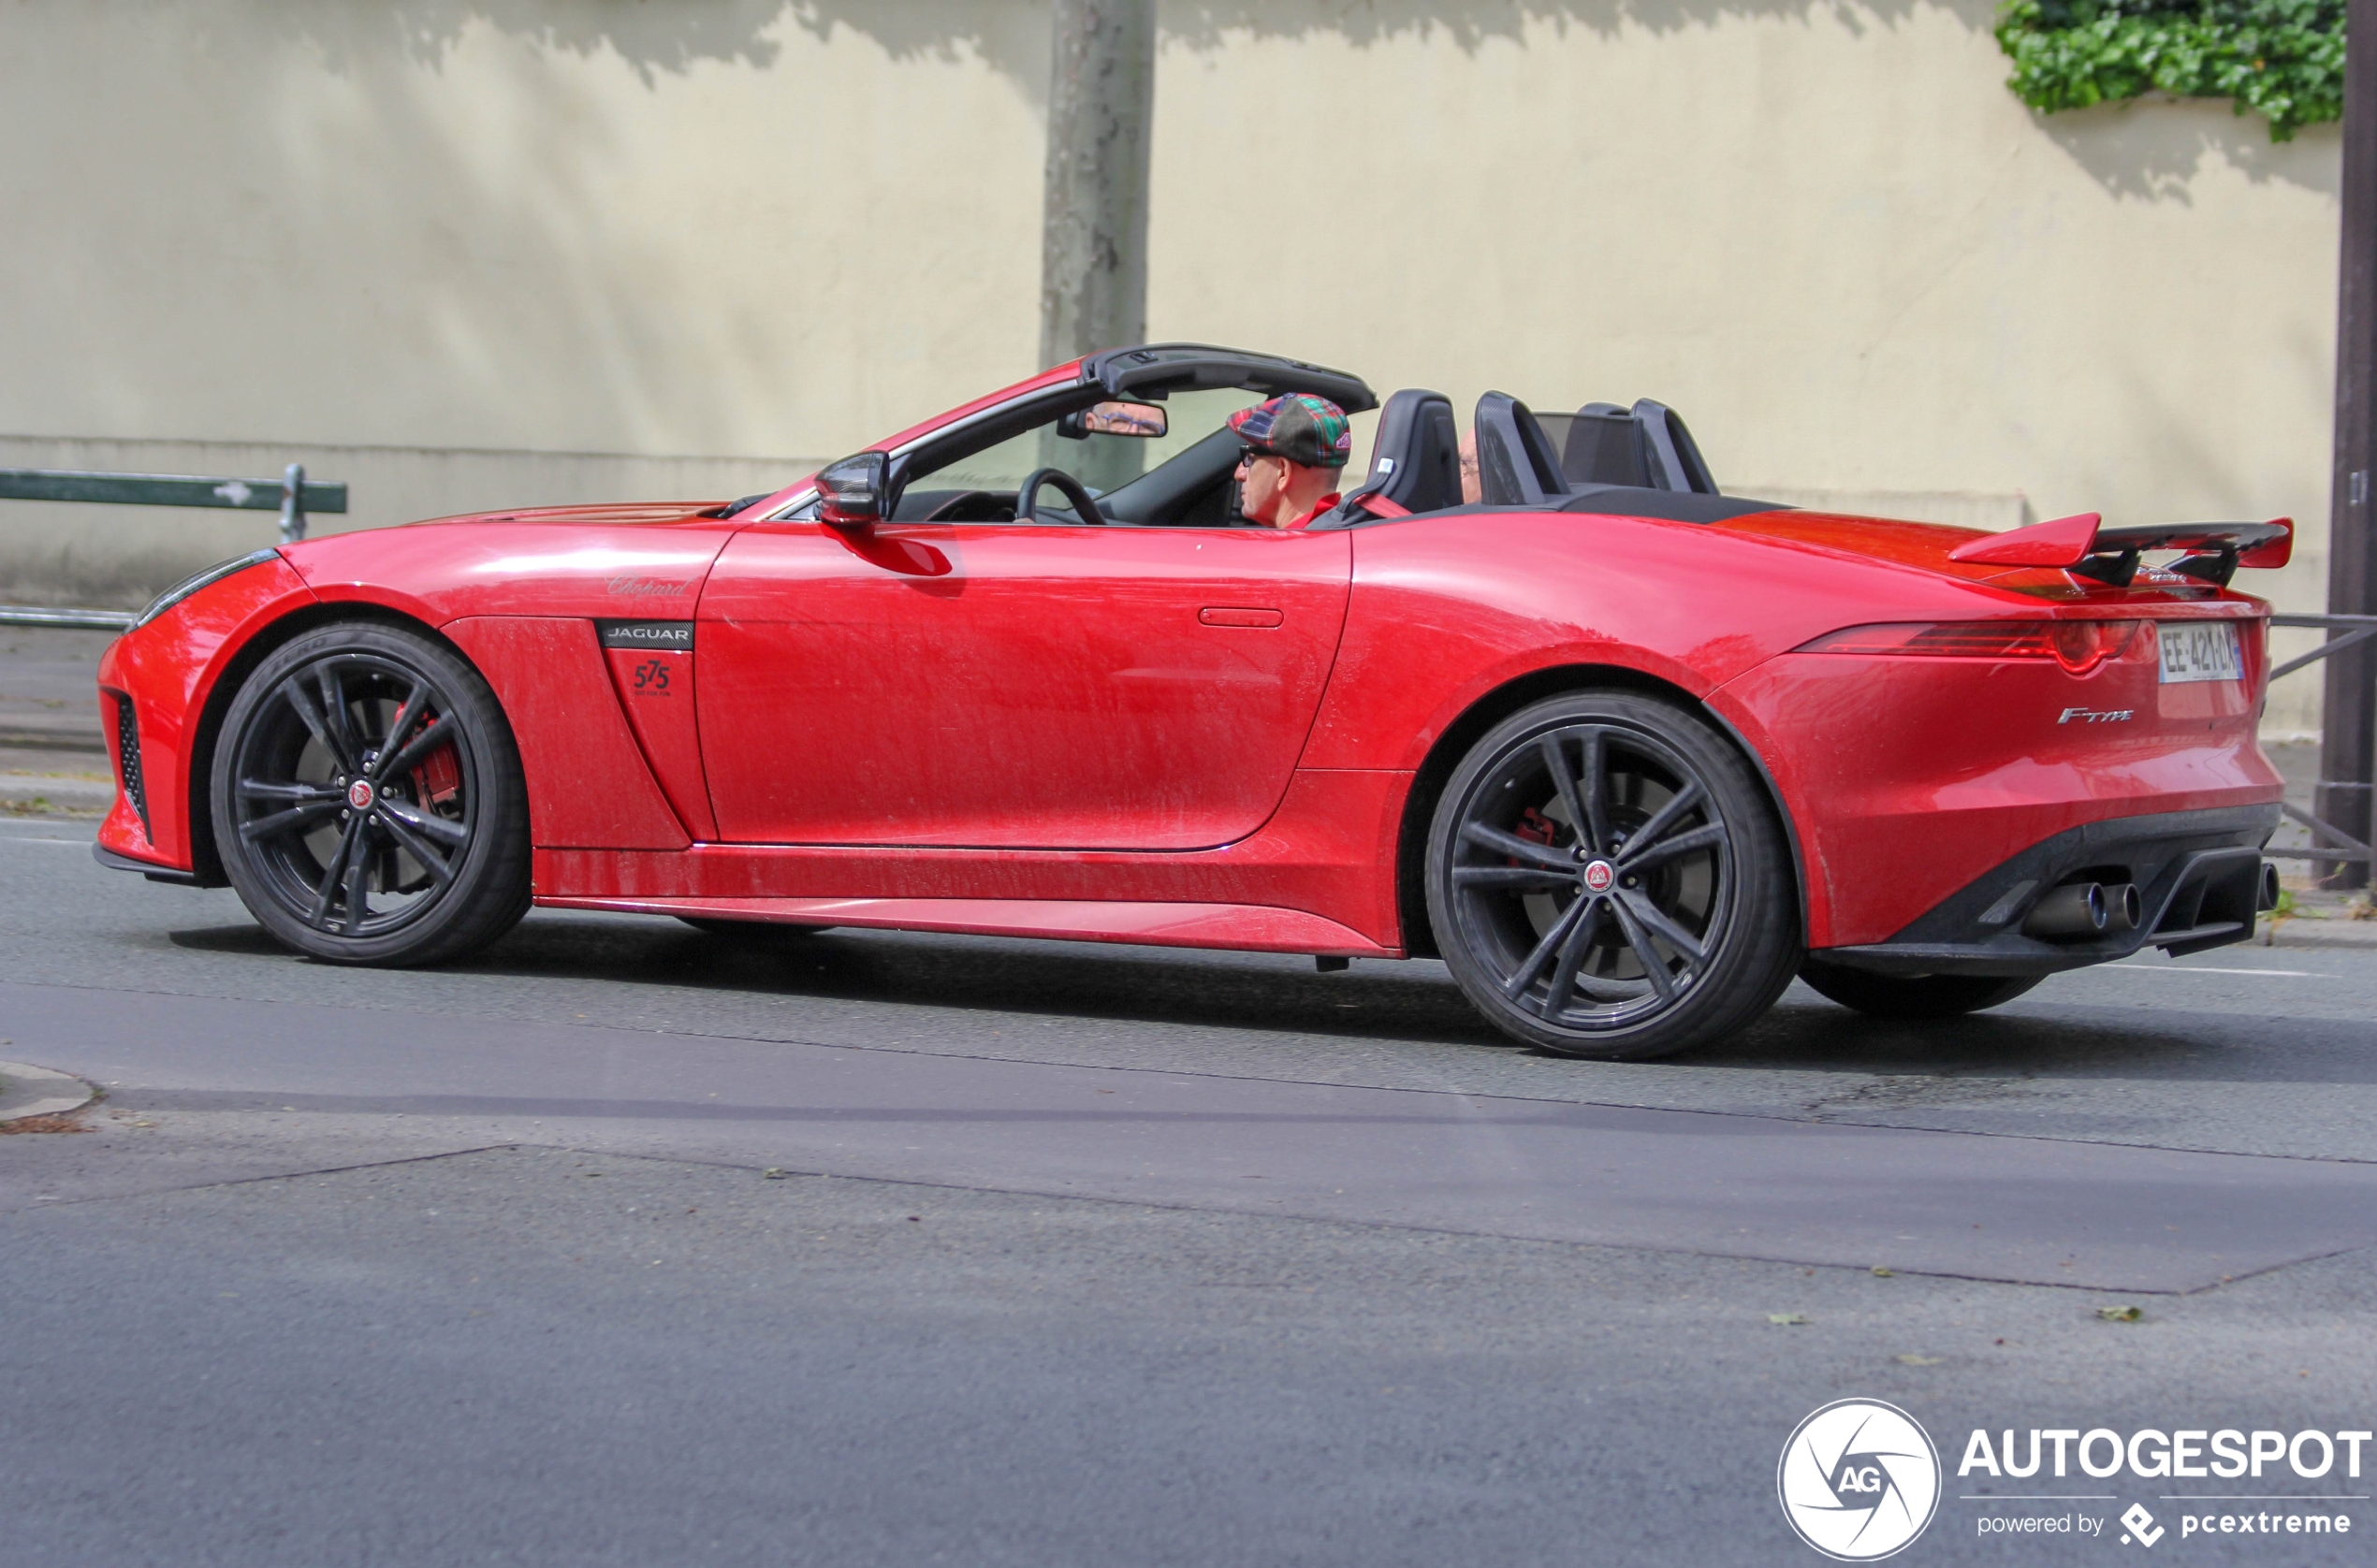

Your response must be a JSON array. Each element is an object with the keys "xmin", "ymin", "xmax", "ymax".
[{"xmin": 2156, "ymin": 621, "xmax": 2243, "ymax": 685}]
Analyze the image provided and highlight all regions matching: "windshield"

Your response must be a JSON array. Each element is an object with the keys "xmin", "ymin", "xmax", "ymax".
[{"xmin": 909, "ymin": 386, "xmax": 1264, "ymax": 498}]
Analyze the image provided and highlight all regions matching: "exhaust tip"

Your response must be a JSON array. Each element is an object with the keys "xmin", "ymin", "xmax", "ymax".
[
  {"xmin": 2258, "ymin": 862, "xmax": 2282, "ymax": 913},
  {"xmin": 2024, "ymin": 881, "xmax": 2109, "ymax": 940},
  {"xmin": 2104, "ymin": 882, "xmax": 2142, "ymax": 934}
]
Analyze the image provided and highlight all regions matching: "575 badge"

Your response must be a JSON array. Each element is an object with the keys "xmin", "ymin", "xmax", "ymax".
[{"xmin": 599, "ymin": 621, "xmax": 692, "ymax": 698}]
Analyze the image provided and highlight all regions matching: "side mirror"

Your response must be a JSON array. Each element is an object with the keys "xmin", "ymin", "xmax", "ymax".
[
  {"xmin": 1056, "ymin": 400, "xmax": 1169, "ymax": 441},
  {"xmin": 817, "ymin": 451, "xmax": 888, "ymax": 527}
]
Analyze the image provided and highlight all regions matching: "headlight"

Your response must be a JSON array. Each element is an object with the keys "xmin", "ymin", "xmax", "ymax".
[{"xmin": 131, "ymin": 549, "xmax": 283, "ymax": 631}]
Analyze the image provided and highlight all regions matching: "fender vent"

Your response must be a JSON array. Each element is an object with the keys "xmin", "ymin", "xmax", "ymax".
[{"xmin": 110, "ymin": 690, "xmax": 150, "ymax": 838}]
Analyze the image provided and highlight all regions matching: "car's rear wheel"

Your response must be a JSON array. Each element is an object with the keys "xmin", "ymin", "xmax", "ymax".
[
  {"xmin": 1425, "ymin": 691, "xmax": 1801, "ymax": 1060},
  {"xmin": 1796, "ymin": 960, "xmax": 2043, "ymax": 1019},
  {"xmin": 211, "ymin": 621, "xmax": 531, "ymax": 965}
]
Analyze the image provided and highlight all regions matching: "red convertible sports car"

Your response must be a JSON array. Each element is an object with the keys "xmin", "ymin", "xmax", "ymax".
[{"xmin": 92, "ymin": 343, "xmax": 2288, "ymax": 1058}]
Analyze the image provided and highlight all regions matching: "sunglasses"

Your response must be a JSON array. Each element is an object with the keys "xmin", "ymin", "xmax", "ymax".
[{"xmin": 1235, "ymin": 448, "xmax": 1277, "ymax": 469}]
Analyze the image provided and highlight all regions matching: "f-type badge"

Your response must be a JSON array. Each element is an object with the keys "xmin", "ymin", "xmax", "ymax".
[{"xmin": 2057, "ymin": 706, "xmax": 2133, "ymax": 725}]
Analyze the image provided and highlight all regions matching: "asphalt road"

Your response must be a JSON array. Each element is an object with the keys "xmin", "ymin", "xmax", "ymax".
[{"xmin": 6, "ymin": 812, "xmax": 2377, "ymax": 1567}]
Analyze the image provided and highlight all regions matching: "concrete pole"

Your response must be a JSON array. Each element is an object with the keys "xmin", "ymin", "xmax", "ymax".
[
  {"xmin": 1038, "ymin": 0, "xmax": 1156, "ymax": 370},
  {"xmin": 2319, "ymin": 0, "xmax": 2377, "ymax": 889}
]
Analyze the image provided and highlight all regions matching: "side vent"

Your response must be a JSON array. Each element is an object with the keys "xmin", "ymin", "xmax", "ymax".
[{"xmin": 110, "ymin": 690, "xmax": 151, "ymax": 838}]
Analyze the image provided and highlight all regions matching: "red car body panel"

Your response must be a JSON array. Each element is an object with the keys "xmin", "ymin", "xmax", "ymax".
[
  {"xmin": 1718, "ymin": 632, "xmax": 2273, "ymax": 946},
  {"xmin": 91, "ymin": 355, "xmax": 2285, "ymax": 975},
  {"xmin": 531, "ymin": 762, "xmax": 1409, "ymax": 952},
  {"xmin": 95, "ymin": 554, "xmax": 318, "ymax": 871},
  {"xmin": 600, "ymin": 635, "xmax": 715, "ymax": 840},
  {"xmin": 696, "ymin": 521, "xmax": 1350, "ymax": 849},
  {"xmin": 443, "ymin": 617, "xmax": 692, "ymax": 851}
]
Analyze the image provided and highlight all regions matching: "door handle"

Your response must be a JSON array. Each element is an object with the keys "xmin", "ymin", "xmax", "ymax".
[{"xmin": 1198, "ymin": 606, "xmax": 1283, "ymax": 628}]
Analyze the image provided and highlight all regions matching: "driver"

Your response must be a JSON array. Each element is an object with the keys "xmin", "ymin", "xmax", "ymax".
[{"xmin": 1228, "ymin": 394, "xmax": 1353, "ymax": 530}]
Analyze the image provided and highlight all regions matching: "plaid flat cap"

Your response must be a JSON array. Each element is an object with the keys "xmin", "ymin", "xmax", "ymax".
[{"xmin": 1228, "ymin": 394, "xmax": 1354, "ymax": 469}]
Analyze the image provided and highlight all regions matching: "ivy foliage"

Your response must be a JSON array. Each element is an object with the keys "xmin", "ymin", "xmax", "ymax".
[{"xmin": 1994, "ymin": 0, "xmax": 2344, "ymax": 139}]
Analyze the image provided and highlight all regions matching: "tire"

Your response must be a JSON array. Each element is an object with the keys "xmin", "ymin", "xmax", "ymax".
[
  {"xmin": 1424, "ymin": 690, "xmax": 1801, "ymax": 1060},
  {"xmin": 1797, "ymin": 959, "xmax": 2043, "ymax": 1020},
  {"xmin": 675, "ymin": 916, "xmax": 834, "ymax": 938},
  {"xmin": 210, "ymin": 620, "xmax": 532, "ymax": 965}
]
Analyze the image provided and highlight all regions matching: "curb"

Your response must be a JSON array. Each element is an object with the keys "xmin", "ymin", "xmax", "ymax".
[
  {"xmin": 2265, "ymin": 921, "xmax": 2377, "ymax": 951},
  {"xmin": 0, "ymin": 773, "xmax": 113, "ymax": 818},
  {"xmin": 0, "ymin": 1062, "xmax": 96, "ymax": 1123}
]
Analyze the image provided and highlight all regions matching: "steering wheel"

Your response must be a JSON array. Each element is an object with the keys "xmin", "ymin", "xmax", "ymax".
[
  {"xmin": 920, "ymin": 489, "xmax": 1006, "ymax": 523},
  {"xmin": 1015, "ymin": 467, "xmax": 1108, "ymax": 527}
]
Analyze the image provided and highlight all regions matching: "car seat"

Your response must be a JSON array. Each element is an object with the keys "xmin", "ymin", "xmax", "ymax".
[
  {"xmin": 1474, "ymin": 393, "xmax": 1570, "ymax": 506},
  {"xmin": 1321, "ymin": 388, "xmax": 1465, "ymax": 525},
  {"xmin": 1545, "ymin": 399, "xmax": 1724, "ymax": 497},
  {"xmin": 1631, "ymin": 399, "xmax": 1719, "ymax": 494}
]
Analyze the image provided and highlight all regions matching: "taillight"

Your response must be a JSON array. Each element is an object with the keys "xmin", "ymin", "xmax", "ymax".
[
  {"xmin": 1799, "ymin": 620, "xmax": 2143, "ymax": 675},
  {"xmin": 2048, "ymin": 620, "xmax": 2142, "ymax": 675}
]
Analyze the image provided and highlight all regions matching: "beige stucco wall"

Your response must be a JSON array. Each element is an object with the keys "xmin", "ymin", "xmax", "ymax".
[{"xmin": 0, "ymin": 0, "xmax": 2343, "ymax": 730}]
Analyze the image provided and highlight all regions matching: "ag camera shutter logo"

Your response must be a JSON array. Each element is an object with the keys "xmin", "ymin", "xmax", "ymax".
[{"xmin": 1778, "ymin": 1399, "xmax": 1943, "ymax": 1560}]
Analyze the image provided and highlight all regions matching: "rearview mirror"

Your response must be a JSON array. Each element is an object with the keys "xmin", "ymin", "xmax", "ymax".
[
  {"xmin": 1057, "ymin": 401, "xmax": 1168, "ymax": 441},
  {"xmin": 816, "ymin": 451, "xmax": 887, "ymax": 527}
]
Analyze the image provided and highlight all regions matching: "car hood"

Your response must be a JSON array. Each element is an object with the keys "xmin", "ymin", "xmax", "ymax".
[{"xmin": 413, "ymin": 501, "xmax": 731, "ymax": 529}]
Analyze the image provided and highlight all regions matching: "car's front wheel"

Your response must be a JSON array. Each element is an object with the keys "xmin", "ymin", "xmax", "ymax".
[
  {"xmin": 1425, "ymin": 690, "xmax": 1801, "ymax": 1059},
  {"xmin": 211, "ymin": 621, "xmax": 532, "ymax": 965}
]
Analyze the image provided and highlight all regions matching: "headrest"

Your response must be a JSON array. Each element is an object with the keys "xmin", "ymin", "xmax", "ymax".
[
  {"xmin": 1632, "ymin": 400, "xmax": 1718, "ymax": 494},
  {"xmin": 1320, "ymin": 389, "xmax": 1463, "ymax": 526},
  {"xmin": 1474, "ymin": 393, "xmax": 1568, "ymax": 506}
]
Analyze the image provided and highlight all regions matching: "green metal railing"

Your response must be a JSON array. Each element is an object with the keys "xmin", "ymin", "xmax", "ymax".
[
  {"xmin": 0, "ymin": 462, "xmax": 345, "ymax": 632},
  {"xmin": 0, "ymin": 481, "xmax": 2365, "ymax": 868},
  {"xmin": 2268, "ymin": 612, "xmax": 2377, "ymax": 867}
]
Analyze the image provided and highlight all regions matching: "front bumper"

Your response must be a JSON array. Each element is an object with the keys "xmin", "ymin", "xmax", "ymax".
[{"xmin": 1810, "ymin": 803, "xmax": 2278, "ymax": 977}]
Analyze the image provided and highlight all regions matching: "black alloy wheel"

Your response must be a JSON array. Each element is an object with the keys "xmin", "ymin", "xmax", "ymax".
[
  {"xmin": 1426, "ymin": 691, "xmax": 1801, "ymax": 1059},
  {"xmin": 1795, "ymin": 960, "xmax": 2044, "ymax": 1020},
  {"xmin": 211, "ymin": 622, "xmax": 531, "ymax": 965}
]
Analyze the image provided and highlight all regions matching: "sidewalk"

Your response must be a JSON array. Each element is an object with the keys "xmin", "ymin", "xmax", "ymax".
[
  {"xmin": 0, "ymin": 1060, "xmax": 95, "ymax": 1124},
  {"xmin": 2262, "ymin": 884, "xmax": 2377, "ymax": 949},
  {"xmin": 0, "ymin": 626, "xmax": 113, "ymax": 817},
  {"xmin": 2260, "ymin": 741, "xmax": 2377, "ymax": 946}
]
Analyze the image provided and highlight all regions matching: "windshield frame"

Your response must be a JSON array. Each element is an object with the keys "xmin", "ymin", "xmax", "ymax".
[{"xmin": 754, "ymin": 350, "xmax": 1375, "ymax": 524}]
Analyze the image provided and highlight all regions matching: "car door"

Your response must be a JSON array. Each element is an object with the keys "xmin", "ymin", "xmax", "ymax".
[{"xmin": 696, "ymin": 518, "xmax": 1351, "ymax": 849}]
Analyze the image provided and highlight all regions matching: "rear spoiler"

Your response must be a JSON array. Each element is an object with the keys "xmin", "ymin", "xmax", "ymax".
[{"xmin": 1947, "ymin": 512, "xmax": 2292, "ymax": 587}]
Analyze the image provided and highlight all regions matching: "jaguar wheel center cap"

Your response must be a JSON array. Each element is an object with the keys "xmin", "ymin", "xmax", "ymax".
[
  {"xmin": 347, "ymin": 778, "xmax": 375, "ymax": 811},
  {"xmin": 1580, "ymin": 858, "xmax": 1616, "ymax": 893}
]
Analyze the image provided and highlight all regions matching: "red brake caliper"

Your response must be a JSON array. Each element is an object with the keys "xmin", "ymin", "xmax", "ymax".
[{"xmin": 409, "ymin": 719, "xmax": 460, "ymax": 806}]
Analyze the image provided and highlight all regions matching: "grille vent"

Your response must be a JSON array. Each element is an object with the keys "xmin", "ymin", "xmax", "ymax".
[{"xmin": 111, "ymin": 691, "xmax": 151, "ymax": 838}]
